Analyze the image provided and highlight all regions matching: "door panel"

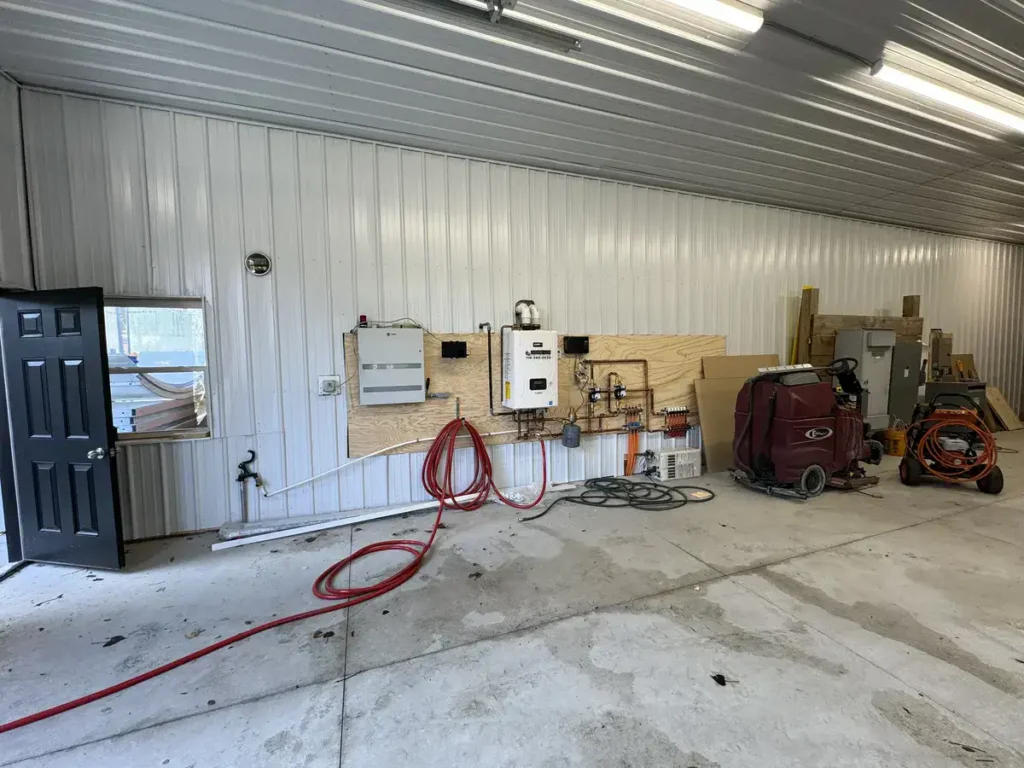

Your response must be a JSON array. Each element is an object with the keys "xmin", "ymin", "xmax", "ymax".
[
  {"xmin": 23, "ymin": 359, "xmax": 52, "ymax": 437},
  {"xmin": 61, "ymin": 358, "xmax": 90, "ymax": 438},
  {"xmin": 17, "ymin": 310, "xmax": 42, "ymax": 338},
  {"xmin": 32, "ymin": 461, "xmax": 60, "ymax": 532},
  {"xmin": 1, "ymin": 288, "xmax": 124, "ymax": 569},
  {"xmin": 56, "ymin": 307, "xmax": 82, "ymax": 336},
  {"xmin": 69, "ymin": 462, "xmax": 99, "ymax": 535}
]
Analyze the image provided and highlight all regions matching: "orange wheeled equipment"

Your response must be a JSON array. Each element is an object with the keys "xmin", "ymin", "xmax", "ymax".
[{"xmin": 900, "ymin": 393, "xmax": 1003, "ymax": 494}]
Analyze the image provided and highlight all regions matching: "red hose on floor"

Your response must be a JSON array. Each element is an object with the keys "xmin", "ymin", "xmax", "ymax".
[{"xmin": 0, "ymin": 418, "xmax": 546, "ymax": 734}]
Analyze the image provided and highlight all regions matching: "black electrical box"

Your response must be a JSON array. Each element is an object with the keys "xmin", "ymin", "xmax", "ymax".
[
  {"xmin": 564, "ymin": 336, "xmax": 590, "ymax": 355},
  {"xmin": 441, "ymin": 340, "xmax": 468, "ymax": 359}
]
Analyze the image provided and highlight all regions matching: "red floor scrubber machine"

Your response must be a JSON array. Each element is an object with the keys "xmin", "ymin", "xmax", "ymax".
[
  {"xmin": 732, "ymin": 358, "xmax": 884, "ymax": 499},
  {"xmin": 899, "ymin": 393, "xmax": 1003, "ymax": 494}
]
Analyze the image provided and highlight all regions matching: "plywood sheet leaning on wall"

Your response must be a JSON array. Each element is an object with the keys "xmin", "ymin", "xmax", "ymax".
[
  {"xmin": 986, "ymin": 386, "xmax": 1023, "ymax": 431},
  {"xmin": 344, "ymin": 332, "xmax": 726, "ymax": 457}
]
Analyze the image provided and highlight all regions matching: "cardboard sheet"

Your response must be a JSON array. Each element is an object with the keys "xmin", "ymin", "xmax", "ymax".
[
  {"xmin": 695, "ymin": 377, "xmax": 746, "ymax": 473},
  {"xmin": 696, "ymin": 353, "xmax": 780, "ymax": 473}
]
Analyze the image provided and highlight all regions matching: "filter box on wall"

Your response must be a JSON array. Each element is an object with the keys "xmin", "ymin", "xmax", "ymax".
[
  {"xmin": 501, "ymin": 329, "xmax": 558, "ymax": 410},
  {"xmin": 357, "ymin": 327, "xmax": 425, "ymax": 405}
]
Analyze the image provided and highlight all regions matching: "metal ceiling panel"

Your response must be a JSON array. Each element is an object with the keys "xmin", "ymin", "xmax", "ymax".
[{"xmin": 1, "ymin": 0, "xmax": 1023, "ymax": 241}]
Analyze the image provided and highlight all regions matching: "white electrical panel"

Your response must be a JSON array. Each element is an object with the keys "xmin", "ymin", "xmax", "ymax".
[
  {"xmin": 657, "ymin": 449, "xmax": 701, "ymax": 481},
  {"xmin": 357, "ymin": 327, "xmax": 425, "ymax": 405},
  {"xmin": 501, "ymin": 329, "xmax": 558, "ymax": 410}
]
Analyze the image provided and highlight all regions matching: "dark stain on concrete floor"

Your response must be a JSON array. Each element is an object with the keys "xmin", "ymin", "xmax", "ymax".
[
  {"xmin": 345, "ymin": 533, "xmax": 714, "ymax": 673},
  {"xmin": 759, "ymin": 570, "xmax": 1022, "ymax": 696},
  {"xmin": 636, "ymin": 594, "xmax": 848, "ymax": 677},
  {"xmin": 873, "ymin": 689, "xmax": 1017, "ymax": 766}
]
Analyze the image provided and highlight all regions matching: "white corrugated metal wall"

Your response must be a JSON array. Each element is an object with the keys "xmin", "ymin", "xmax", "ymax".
[
  {"xmin": 0, "ymin": 75, "xmax": 32, "ymax": 535},
  {"xmin": 0, "ymin": 76, "xmax": 32, "ymax": 290},
  {"xmin": 18, "ymin": 89, "xmax": 1024, "ymax": 539}
]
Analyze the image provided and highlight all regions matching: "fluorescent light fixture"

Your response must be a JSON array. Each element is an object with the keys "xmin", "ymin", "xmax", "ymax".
[
  {"xmin": 871, "ymin": 60, "xmax": 1024, "ymax": 134},
  {"xmin": 440, "ymin": 0, "xmax": 583, "ymax": 51},
  {"xmin": 660, "ymin": 0, "xmax": 764, "ymax": 33}
]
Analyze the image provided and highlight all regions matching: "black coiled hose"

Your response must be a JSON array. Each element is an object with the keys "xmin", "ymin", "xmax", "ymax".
[{"xmin": 519, "ymin": 476, "xmax": 715, "ymax": 522}]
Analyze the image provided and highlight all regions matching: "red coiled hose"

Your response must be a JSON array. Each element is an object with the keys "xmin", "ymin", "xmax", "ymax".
[
  {"xmin": 312, "ymin": 418, "xmax": 547, "ymax": 599},
  {"xmin": 912, "ymin": 411, "xmax": 997, "ymax": 482},
  {"xmin": 0, "ymin": 418, "xmax": 546, "ymax": 734}
]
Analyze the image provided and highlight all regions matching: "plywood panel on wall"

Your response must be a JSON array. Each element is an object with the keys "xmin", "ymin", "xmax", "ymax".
[
  {"xmin": 344, "ymin": 332, "xmax": 725, "ymax": 457},
  {"xmin": 18, "ymin": 90, "xmax": 1024, "ymax": 537}
]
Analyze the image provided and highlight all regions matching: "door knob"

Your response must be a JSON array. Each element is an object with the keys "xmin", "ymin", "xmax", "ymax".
[{"xmin": 87, "ymin": 447, "xmax": 106, "ymax": 460}]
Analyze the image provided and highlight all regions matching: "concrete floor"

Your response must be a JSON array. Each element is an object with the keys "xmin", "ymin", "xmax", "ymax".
[{"xmin": 3, "ymin": 436, "xmax": 1024, "ymax": 767}]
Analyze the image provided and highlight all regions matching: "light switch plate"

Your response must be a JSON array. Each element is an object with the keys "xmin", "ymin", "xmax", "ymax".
[{"xmin": 318, "ymin": 375, "xmax": 342, "ymax": 396}]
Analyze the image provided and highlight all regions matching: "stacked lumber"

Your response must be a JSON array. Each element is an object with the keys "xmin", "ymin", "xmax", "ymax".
[
  {"xmin": 808, "ymin": 315, "xmax": 924, "ymax": 367},
  {"xmin": 110, "ymin": 372, "xmax": 205, "ymax": 434},
  {"xmin": 793, "ymin": 290, "xmax": 923, "ymax": 366}
]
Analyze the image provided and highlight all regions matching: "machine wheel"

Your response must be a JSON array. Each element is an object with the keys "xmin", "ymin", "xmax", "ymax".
[
  {"xmin": 899, "ymin": 456, "xmax": 922, "ymax": 486},
  {"xmin": 977, "ymin": 465, "xmax": 1004, "ymax": 495},
  {"xmin": 799, "ymin": 464, "xmax": 827, "ymax": 498}
]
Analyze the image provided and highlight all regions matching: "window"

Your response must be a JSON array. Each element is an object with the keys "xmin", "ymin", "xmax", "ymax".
[{"xmin": 103, "ymin": 297, "xmax": 210, "ymax": 441}]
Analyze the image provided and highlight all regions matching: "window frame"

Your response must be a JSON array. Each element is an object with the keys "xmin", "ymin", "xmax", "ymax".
[{"xmin": 104, "ymin": 295, "xmax": 212, "ymax": 444}]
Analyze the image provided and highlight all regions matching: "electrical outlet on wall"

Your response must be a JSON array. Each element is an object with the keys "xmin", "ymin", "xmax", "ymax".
[{"xmin": 318, "ymin": 375, "xmax": 342, "ymax": 396}]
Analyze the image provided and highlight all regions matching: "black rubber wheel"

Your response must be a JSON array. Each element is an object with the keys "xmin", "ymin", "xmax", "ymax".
[
  {"xmin": 899, "ymin": 456, "xmax": 923, "ymax": 486},
  {"xmin": 977, "ymin": 465, "xmax": 1004, "ymax": 495},
  {"xmin": 799, "ymin": 464, "xmax": 827, "ymax": 498}
]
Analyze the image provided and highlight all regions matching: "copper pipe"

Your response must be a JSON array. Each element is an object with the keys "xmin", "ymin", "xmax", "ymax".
[
  {"xmin": 607, "ymin": 371, "xmax": 620, "ymax": 416},
  {"xmin": 585, "ymin": 359, "xmax": 651, "ymax": 429},
  {"xmin": 582, "ymin": 389, "xmax": 654, "ymax": 430}
]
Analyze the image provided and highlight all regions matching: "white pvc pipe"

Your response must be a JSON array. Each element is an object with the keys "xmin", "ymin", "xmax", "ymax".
[
  {"xmin": 215, "ymin": 480, "xmax": 576, "ymax": 552},
  {"xmin": 262, "ymin": 428, "xmax": 519, "ymax": 498},
  {"xmin": 213, "ymin": 495, "xmax": 475, "ymax": 550},
  {"xmin": 514, "ymin": 301, "xmax": 530, "ymax": 326}
]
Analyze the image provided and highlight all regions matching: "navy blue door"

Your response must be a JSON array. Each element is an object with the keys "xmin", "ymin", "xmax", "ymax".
[{"xmin": 0, "ymin": 288, "xmax": 123, "ymax": 569}]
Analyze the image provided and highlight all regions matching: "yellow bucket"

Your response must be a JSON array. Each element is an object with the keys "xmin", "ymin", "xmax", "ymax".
[{"xmin": 884, "ymin": 428, "xmax": 907, "ymax": 457}]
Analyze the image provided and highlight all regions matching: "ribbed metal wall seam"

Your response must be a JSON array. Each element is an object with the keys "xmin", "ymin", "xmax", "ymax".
[
  {"xmin": 0, "ymin": 76, "xmax": 32, "ymax": 290},
  {"xmin": 18, "ymin": 90, "xmax": 1024, "ymax": 538}
]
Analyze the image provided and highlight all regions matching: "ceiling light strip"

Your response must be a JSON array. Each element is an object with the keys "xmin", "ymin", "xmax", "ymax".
[
  {"xmin": 871, "ymin": 61, "xmax": 1024, "ymax": 134},
  {"xmin": 659, "ymin": 0, "xmax": 763, "ymax": 34}
]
